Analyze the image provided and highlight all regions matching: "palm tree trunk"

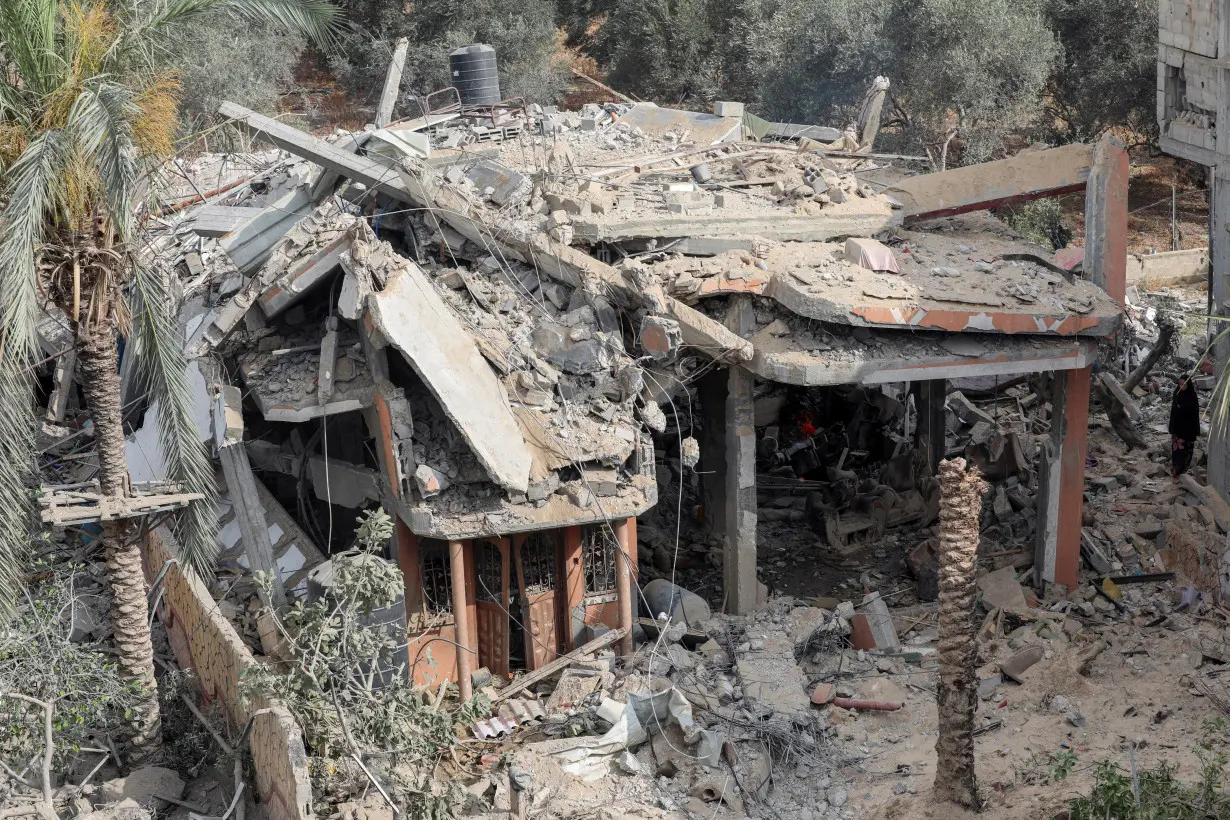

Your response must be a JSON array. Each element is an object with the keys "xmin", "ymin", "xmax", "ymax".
[
  {"xmin": 77, "ymin": 320, "xmax": 162, "ymax": 759},
  {"xmin": 933, "ymin": 457, "xmax": 985, "ymax": 810}
]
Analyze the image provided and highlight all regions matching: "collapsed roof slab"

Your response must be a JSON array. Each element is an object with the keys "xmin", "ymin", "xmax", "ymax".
[
  {"xmin": 770, "ymin": 270, "xmax": 1119, "ymax": 336},
  {"xmin": 364, "ymin": 247, "xmax": 534, "ymax": 495},
  {"xmin": 399, "ymin": 475, "xmax": 657, "ymax": 541},
  {"xmin": 236, "ymin": 331, "xmax": 375, "ymax": 423},
  {"xmin": 748, "ymin": 325, "xmax": 1098, "ymax": 386},
  {"xmin": 654, "ymin": 223, "xmax": 1122, "ymax": 337},
  {"xmin": 571, "ymin": 209, "xmax": 900, "ymax": 244},
  {"xmin": 616, "ymin": 104, "xmax": 742, "ymax": 145},
  {"xmin": 886, "ymin": 143, "xmax": 1094, "ymax": 225},
  {"xmin": 219, "ymin": 102, "xmax": 418, "ymax": 205}
]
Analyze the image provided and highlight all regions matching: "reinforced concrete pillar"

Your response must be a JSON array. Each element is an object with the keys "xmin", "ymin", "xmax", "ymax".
[
  {"xmin": 449, "ymin": 539, "xmax": 474, "ymax": 701},
  {"xmin": 1033, "ymin": 368, "xmax": 1091, "ymax": 589},
  {"xmin": 914, "ymin": 379, "xmax": 947, "ymax": 475},
  {"xmin": 696, "ymin": 368, "xmax": 729, "ymax": 534},
  {"xmin": 1083, "ymin": 134, "xmax": 1129, "ymax": 306},
  {"xmin": 723, "ymin": 297, "xmax": 758, "ymax": 614},
  {"xmin": 1208, "ymin": 169, "xmax": 1230, "ymax": 499},
  {"xmin": 614, "ymin": 518, "xmax": 635, "ymax": 655}
]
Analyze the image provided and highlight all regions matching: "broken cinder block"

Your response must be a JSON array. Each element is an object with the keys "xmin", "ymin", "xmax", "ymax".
[{"xmin": 414, "ymin": 464, "xmax": 450, "ymax": 498}]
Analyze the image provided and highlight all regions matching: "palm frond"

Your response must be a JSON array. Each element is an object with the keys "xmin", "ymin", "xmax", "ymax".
[
  {"xmin": 66, "ymin": 80, "xmax": 141, "ymax": 240},
  {"xmin": 127, "ymin": 256, "xmax": 218, "ymax": 579},
  {"xmin": 111, "ymin": 0, "xmax": 342, "ymax": 66},
  {"xmin": 0, "ymin": 130, "xmax": 70, "ymax": 621},
  {"xmin": 1201, "ymin": 326, "xmax": 1230, "ymax": 445},
  {"xmin": 0, "ymin": 0, "xmax": 61, "ymax": 98}
]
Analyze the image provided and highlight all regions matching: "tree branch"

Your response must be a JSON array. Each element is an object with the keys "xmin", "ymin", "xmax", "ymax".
[{"xmin": 0, "ymin": 694, "xmax": 55, "ymax": 814}]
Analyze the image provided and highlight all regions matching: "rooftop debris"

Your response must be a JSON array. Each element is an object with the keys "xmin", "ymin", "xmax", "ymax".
[{"xmin": 36, "ymin": 66, "xmax": 1230, "ymax": 820}]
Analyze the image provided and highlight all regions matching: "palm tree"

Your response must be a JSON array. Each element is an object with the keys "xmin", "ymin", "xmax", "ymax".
[{"xmin": 0, "ymin": 0, "xmax": 339, "ymax": 759}]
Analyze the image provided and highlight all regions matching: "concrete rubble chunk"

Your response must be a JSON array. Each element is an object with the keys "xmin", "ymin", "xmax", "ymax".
[
  {"xmin": 643, "ymin": 578, "xmax": 711, "ymax": 625},
  {"xmin": 531, "ymin": 322, "xmax": 613, "ymax": 375},
  {"xmin": 414, "ymin": 464, "xmax": 450, "ymax": 498},
  {"xmin": 101, "ymin": 767, "xmax": 184, "ymax": 809},
  {"xmin": 363, "ymin": 236, "xmax": 533, "ymax": 494}
]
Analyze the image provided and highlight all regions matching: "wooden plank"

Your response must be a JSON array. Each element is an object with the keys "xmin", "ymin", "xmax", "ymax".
[{"xmin": 492, "ymin": 627, "xmax": 627, "ymax": 702}]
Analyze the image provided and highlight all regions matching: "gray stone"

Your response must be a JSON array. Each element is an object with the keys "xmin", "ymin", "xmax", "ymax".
[
  {"xmin": 101, "ymin": 767, "xmax": 184, "ymax": 809},
  {"xmin": 78, "ymin": 798, "xmax": 150, "ymax": 820},
  {"xmin": 827, "ymin": 787, "xmax": 849, "ymax": 807},
  {"xmin": 531, "ymin": 322, "xmax": 612, "ymax": 375},
  {"xmin": 414, "ymin": 464, "xmax": 450, "ymax": 498},
  {"xmin": 643, "ymin": 578, "xmax": 712, "ymax": 624}
]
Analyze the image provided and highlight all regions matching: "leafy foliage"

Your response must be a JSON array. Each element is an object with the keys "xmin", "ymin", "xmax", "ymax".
[
  {"xmin": 1068, "ymin": 756, "xmax": 1230, "ymax": 819},
  {"xmin": 0, "ymin": 560, "xmax": 140, "ymax": 770},
  {"xmin": 1043, "ymin": 0, "xmax": 1159, "ymax": 144},
  {"xmin": 0, "ymin": 0, "xmax": 340, "ymax": 623},
  {"xmin": 999, "ymin": 197, "xmax": 1074, "ymax": 250},
  {"xmin": 164, "ymin": 9, "xmax": 305, "ymax": 138},
  {"xmin": 331, "ymin": 0, "xmax": 569, "ymax": 111},
  {"xmin": 241, "ymin": 508, "xmax": 488, "ymax": 811}
]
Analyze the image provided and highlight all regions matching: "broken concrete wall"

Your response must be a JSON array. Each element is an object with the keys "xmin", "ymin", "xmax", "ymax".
[{"xmin": 141, "ymin": 529, "xmax": 312, "ymax": 820}]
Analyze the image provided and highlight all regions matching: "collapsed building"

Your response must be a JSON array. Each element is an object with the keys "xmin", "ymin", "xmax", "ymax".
[{"xmin": 20, "ymin": 47, "xmax": 1126, "ymax": 705}]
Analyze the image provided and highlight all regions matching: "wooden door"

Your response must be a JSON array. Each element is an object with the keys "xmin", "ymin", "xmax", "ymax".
[
  {"xmin": 514, "ymin": 531, "xmax": 561, "ymax": 670},
  {"xmin": 473, "ymin": 539, "xmax": 510, "ymax": 678}
]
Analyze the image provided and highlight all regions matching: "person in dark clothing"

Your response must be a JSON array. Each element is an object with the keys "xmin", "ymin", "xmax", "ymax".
[{"xmin": 1169, "ymin": 375, "xmax": 1200, "ymax": 478}]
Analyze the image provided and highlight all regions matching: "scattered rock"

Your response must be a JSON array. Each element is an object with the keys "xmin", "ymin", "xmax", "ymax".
[{"xmin": 101, "ymin": 767, "xmax": 184, "ymax": 810}]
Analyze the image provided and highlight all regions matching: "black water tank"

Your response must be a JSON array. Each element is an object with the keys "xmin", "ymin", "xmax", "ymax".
[{"xmin": 450, "ymin": 43, "xmax": 501, "ymax": 106}]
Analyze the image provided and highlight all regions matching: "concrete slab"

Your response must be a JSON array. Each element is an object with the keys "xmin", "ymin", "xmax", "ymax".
[
  {"xmin": 364, "ymin": 244, "xmax": 534, "ymax": 494},
  {"xmin": 616, "ymin": 103, "xmax": 742, "ymax": 145},
  {"xmin": 748, "ymin": 323, "xmax": 1100, "ymax": 386},
  {"xmin": 886, "ymin": 143, "xmax": 1095, "ymax": 224}
]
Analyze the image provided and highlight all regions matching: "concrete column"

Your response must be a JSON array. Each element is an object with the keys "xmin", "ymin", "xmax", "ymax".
[
  {"xmin": 1034, "ymin": 368, "xmax": 1091, "ymax": 589},
  {"xmin": 213, "ymin": 386, "xmax": 286, "ymax": 610},
  {"xmin": 614, "ymin": 518, "xmax": 634, "ymax": 655},
  {"xmin": 449, "ymin": 539, "xmax": 474, "ymax": 701},
  {"xmin": 914, "ymin": 379, "xmax": 947, "ymax": 475},
  {"xmin": 1207, "ymin": 169, "xmax": 1230, "ymax": 499},
  {"xmin": 1083, "ymin": 135, "xmax": 1129, "ymax": 306},
  {"xmin": 375, "ymin": 37, "xmax": 409, "ymax": 129},
  {"xmin": 723, "ymin": 297, "xmax": 758, "ymax": 614},
  {"xmin": 696, "ymin": 368, "xmax": 729, "ymax": 534}
]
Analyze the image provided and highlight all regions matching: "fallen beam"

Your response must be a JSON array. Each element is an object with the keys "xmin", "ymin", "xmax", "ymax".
[
  {"xmin": 886, "ymin": 143, "xmax": 1095, "ymax": 224},
  {"xmin": 185, "ymin": 204, "xmax": 268, "ymax": 237},
  {"xmin": 571, "ymin": 210, "xmax": 900, "ymax": 244},
  {"xmin": 218, "ymin": 102, "xmax": 416, "ymax": 204},
  {"xmin": 364, "ymin": 245, "xmax": 534, "ymax": 494},
  {"xmin": 492, "ymin": 628, "xmax": 627, "ymax": 702},
  {"xmin": 214, "ymin": 385, "xmax": 287, "ymax": 609},
  {"xmin": 667, "ymin": 299, "xmax": 754, "ymax": 363},
  {"xmin": 374, "ymin": 37, "xmax": 409, "ymax": 129}
]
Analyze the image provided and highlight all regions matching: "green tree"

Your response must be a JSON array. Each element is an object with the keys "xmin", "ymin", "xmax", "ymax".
[
  {"xmin": 0, "ymin": 0, "xmax": 338, "ymax": 760},
  {"xmin": 882, "ymin": 0, "xmax": 1058, "ymax": 164},
  {"xmin": 1043, "ymin": 0, "xmax": 1158, "ymax": 144},
  {"xmin": 333, "ymin": 0, "xmax": 568, "ymax": 111},
  {"xmin": 591, "ymin": 0, "xmax": 722, "ymax": 105},
  {"xmin": 166, "ymin": 10, "xmax": 307, "ymax": 138}
]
